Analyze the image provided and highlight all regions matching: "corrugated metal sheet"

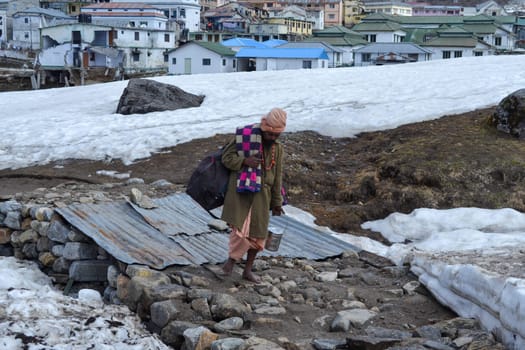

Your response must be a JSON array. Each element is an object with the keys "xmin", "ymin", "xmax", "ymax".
[
  {"xmin": 130, "ymin": 194, "xmax": 212, "ymax": 236},
  {"xmin": 56, "ymin": 193, "xmax": 359, "ymax": 270},
  {"xmin": 56, "ymin": 201, "xmax": 207, "ymax": 269}
]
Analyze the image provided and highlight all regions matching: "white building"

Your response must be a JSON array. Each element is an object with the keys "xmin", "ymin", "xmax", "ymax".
[
  {"xmin": 235, "ymin": 47, "xmax": 329, "ymax": 71},
  {"xmin": 168, "ymin": 40, "xmax": 236, "ymax": 74},
  {"xmin": 353, "ymin": 42, "xmax": 433, "ymax": 66},
  {"xmin": 12, "ymin": 7, "xmax": 74, "ymax": 50},
  {"xmin": 0, "ymin": 8, "xmax": 6, "ymax": 44},
  {"xmin": 362, "ymin": 1, "xmax": 412, "ymax": 16},
  {"xmin": 39, "ymin": 23, "xmax": 175, "ymax": 74},
  {"xmin": 112, "ymin": 0, "xmax": 200, "ymax": 32},
  {"xmin": 80, "ymin": 2, "xmax": 169, "ymax": 30}
]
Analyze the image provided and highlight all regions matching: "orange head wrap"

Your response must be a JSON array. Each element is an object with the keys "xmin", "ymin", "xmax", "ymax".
[{"xmin": 260, "ymin": 108, "xmax": 287, "ymax": 133}]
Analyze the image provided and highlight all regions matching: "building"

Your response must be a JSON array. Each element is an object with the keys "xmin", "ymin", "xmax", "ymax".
[
  {"xmin": 411, "ymin": 4, "xmax": 462, "ymax": 17},
  {"xmin": 38, "ymin": 22, "xmax": 175, "ymax": 80},
  {"xmin": 235, "ymin": 47, "xmax": 329, "ymax": 70},
  {"xmin": 352, "ymin": 13, "xmax": 518, "ymax": 53},
  {"xmin": 12, "ymin": 7, "xmax": 75, "ymax": 50},
  {"xmin": 112, "ymin": 0, "xmax": 201, "ymax": 32},
  {"xmin": 279, "ymin": 40, "xmax": 344, "ymax": 67},
  {"xmin": 362, "ymin": 1, "xmax": 412, "ymax": 16},
  {"xmin": 0, "ymin": 8, "xmax": 6, "ymax": 44},
  {"xmin": 353, "ymin": 42, "xmax": 432, "ymax": 65},
  {"xmin": 168, "ymin": 40, "xmax": 236, "ymax": 74},
  {"xmin": 80, "ymin": 3, "xmax": 170, "ymax": 30},
  {"xmin": 343, "ymin": 0, "xmax": 365, "ymax": 26},
  {"xmin": 305, "ymin": 25, "xmax": 368, "ymax": 64},
  {"xmin": 419, "ymin": 27, "xmax": 494, "ymax": 59}
]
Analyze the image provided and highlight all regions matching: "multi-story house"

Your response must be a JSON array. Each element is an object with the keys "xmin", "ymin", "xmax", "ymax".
[
  {"xmin": 267, "ymin": 5, "xmax": 322, "ymax": 30},
  {"xmin": 343, "ymin": 0, "xmax": 364, "ymax": 26},
  {"xmin": 362, "ymin": 1, "xmax": 412, "ymax": 16},
  {"xmin": 12, "ymin": 7, "xmax": 75, "ymax": 50},
  {"xmin": 411, "ymin": 4, "xmax": 462, "ymax": 17},
  {"xmin": 0, "ymin": 8, "xmax": 6, "ymax": 44},
  {"xmin": 203, "ymin": 2, "xmax": 262, "ymax": 33},
  {"xmin": 38, "ymin": 22, "xmax": 176, "ymax": 81},
  {"xmin": 462, "ymin": 0, "xmax": 506, "ymax": 17},
  {"xmin": 112, "ymin": 0, "xmax": 201, "ymax": 32},
  {"xmin": 80, "ymin": 2, "xmax": 170, "ymax": 30}
]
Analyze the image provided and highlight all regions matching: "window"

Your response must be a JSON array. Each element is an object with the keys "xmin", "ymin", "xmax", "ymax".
[
  {"xmin": 222, "ymin": 58, "xmax": 226, "ymax": 66},
  {"xmin": 202, "ymin": 58, "xmax": 211, "ymax": 65},
  {"xmin": 302, "ymin": 60, "xmax": 312, "ymax": 69},
  {"xmin": 164, "ymin": 54, "xmax": 168, "ymax": 62},
  {"xmin": 362, "ymin": 53, "xmax": 371, "ymax": 62},
  {"xmin": 71, "ymin": 5, "xmax": 76, "ymax": 12},
  {"xmin": 172, "ymin": 57, "xmax": 176, "ymax": 64},
  {"xmin": 129, "ymin": 21, "xmax": 135, "ymax": 27},
  {"xmin": 114, "ymin": 30, "xmax": 118, "ymax": 39},
  {"xmin": 329, "ymin": 4, "xmax": 335, "ymax": 8},
  {"xmin": 367, "ymin": 34, "xmax": 376, "ymax": 42},
  {"xmin": 442, "ymin": 51, "xmax": 451, "ymax": 59},
  {"xmin": 164, "ymin": 34, "xmax": 170, "ymax": 42},
  {"xmin": 134, "ymin": 32, "xmax": 140, "ymax": 40},
  {"xmin": 474, "ymin": 51, "xmax": 483, "ymax": 57},
  {"xmin": 233, "ymin": 60, "xmax": 236, "ymax": 68},
  {"xmin": 328, "ymin": 14, "xmax": 335, "ymax": 19},
  {"xmin": 495, "ymin": 37, "xmax": 502, "ymax": 46},
  {"xmin": 24, "ymin": 32, "xmax": 29, "ymax": 39},
  {"xmin": 180, "ymin": 9, "xmax": 186, "ymax": 18},
  {"xmin": 139, "ymin": 21, "xmax": 147, "ymax": 27},
  {"xmin": 132, "ymin": 52, "xmax": 140, "ymax": 62},
  {"xmin": 90, "ymin": 52, "xmax": 95, "ymax": 61},
  {"xmin": 24, "ymin": 18, "xmax": 29, "ymax": 24},
  {"xmin": 72, "ymin": 30, "xmax": 81, "ymax": 44},
  {"xmin": 454, "ymin": 50, "xmax": 462, "ymax": 58}
]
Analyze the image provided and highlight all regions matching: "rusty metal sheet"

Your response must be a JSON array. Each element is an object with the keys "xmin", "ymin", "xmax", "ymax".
[{"xmin": 56, "ymin": 201, "xmax": 206, "ymax": 269}]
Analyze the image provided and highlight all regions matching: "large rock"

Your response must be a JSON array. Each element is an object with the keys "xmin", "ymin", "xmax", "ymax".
[
  {"xmin": 116, "ymin": 78, "xmax": 204, "ymax": 115},
  {"xmin": 491, "ymin": 89, "xmax": 525, "ymax": 138}
]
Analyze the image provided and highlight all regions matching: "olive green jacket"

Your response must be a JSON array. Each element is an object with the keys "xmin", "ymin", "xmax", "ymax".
[{"xmin": 220, "ymin": 137, "xmax": 284, "ymax": 239}]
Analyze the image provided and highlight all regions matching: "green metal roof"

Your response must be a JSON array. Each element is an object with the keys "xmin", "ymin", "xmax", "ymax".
[
  {"xmin": 304, "ymin": 35, "xmax": 367, "ymax": 46},
  {"xmin": 420, "ymin": 36, "xmax": 478, "ymax": 48},
  {"xmin": 312, "ymin": 25, "xmax": 363, "ymax": 37},
  {"xmin": 352, "ymin": 21, "xmax": 404, "ymax": 32},
  {"xmin": 461, "ymin": 23, "xmax": 499, "ymax": 34},
  {"xmin": 193, "ymin": 41, "xmax": 236, "ymax": 56}
]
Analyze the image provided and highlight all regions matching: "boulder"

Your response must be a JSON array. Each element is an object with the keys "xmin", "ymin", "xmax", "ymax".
[
  {"xmin": 116, "ymin": 78, "xmax": 204, "ymax": 115},
  {"xmin": 491, "ymin": 89, "xmax": 525, "ymax": 138}
]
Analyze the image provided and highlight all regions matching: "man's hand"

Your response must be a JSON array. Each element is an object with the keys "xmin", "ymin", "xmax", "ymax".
[
  {"xmin": 272, "ymin": 206, "xmax": 284, "ymax": 216},
  {"xmin": 243, "ymin": 154, "xmax": 262, "ymax": 168}
]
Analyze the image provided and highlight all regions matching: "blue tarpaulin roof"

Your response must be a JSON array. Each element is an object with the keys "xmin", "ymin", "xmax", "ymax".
[
  {"xmin": 236, "ymin": 47, "xmax": 329, "ymax": 59},
  {"xmin": 221, "ymin": 38, "xmax": 268, "ymax": 48}
]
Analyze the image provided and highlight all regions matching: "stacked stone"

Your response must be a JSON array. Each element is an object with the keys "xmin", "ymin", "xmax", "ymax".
[
  {"xmin": 0, "ymin": 199, "xmax": 111, "ymax": 286},
  {"xmin": 104, "ymin": 260, "xmax": 507, "ymax": 350}
]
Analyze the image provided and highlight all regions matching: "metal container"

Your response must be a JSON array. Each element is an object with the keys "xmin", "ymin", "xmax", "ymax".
[{"xmin": 265, "ymin": 231, "xmax": 283, "ymax": 252}]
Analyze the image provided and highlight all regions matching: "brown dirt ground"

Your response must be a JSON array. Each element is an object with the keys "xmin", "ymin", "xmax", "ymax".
[{"xmin": 0, "ymin": 106, "xmax": 517, "ymax": 347}]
